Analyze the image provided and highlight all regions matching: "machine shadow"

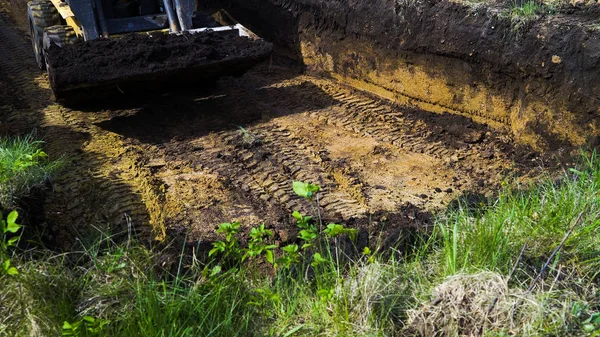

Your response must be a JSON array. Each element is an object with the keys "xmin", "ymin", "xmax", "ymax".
[{"xmin": 96, "ymin": 77, "xmax": 337, "ymax": 144}]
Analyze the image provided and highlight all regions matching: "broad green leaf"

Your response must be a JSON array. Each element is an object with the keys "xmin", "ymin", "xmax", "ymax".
[
  {"xmin": 6, "ymin": 267, "xmax": 18, "ymax": 275},
  {"xmin": 292, "ymin": 181, "xmax": 320, "ymax": 199},
  {"xmin": 210, "ymin": 265, "xmax": 222, "ymax": 277},
  {"xmin": 5, "ymin": 222, "xmax": 21, "ymax": 233},
  {"xmin": 265, "ymin": 250, "xmax": 274, "ymax": 264},
  {"xmin": 299, "ymin": 229, "xmax": 317, "ymax": 240},
  {"xmin": 7, "ymin": 210, "xmax": 17, "ymax": 225},
  {"xmin": 5, "ymin": 211, "xmax": 21, "ymax": 233},
  {"xmin": 82, "ymin": 316, "xmax": 95, "ymax": 323},
  {"xmin": 217, "ymin": 222, "xmax": 240, "ymax": 234},
  {"xmin": 7, "ymin": 236, "xmax": 19, "ymax": 247},
  {"xmin": 282, "ymin": 244, "xmax": 298, "ymax": 253},
  {"xmin": 363, "ymin": 247, "xmax": 372, "ymax": 255},
  {"xmin": 583, "ymin": 324, "xmax": 596, "ymax": 333},
  {"xmin": 317, "ymin": 288, "xmax": 334, "ymax": 302},
  {"xmin": 209, "ymin": 248, "xmax": 219, "ymax": 257},
  {"xmin": 311, "ymin": 253, "xmax": 328, "ymax": 267},
  {"xmin": 325, "ymin": 223, "xmax": 357, "ymax": 239},
  {"xmin": 209, "ymin": 241, "xmax": 226, "ymax": 257},
  {"xmin": 325, "ymin": 223, "xmax": 345, "ymax": 237}
]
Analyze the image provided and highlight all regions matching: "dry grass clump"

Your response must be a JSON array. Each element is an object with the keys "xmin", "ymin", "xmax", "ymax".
[
  {"xmin": 330, "ymin": 261, "xmax": 411, "ymax": 335},
  {"xmin": 406, "ymin": 271, "xmax": 581, "ymax": 336},
  {"xmin": 0, "ymin": 258, "xmax": 75, "ymax": 337}
]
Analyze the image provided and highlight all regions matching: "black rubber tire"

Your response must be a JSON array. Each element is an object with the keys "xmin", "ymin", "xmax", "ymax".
[
  {"xmin": 43, "ymin": 25, "xmax": 80, "ymax": 49},
  {"xmin": 27, "ymin": 0, "xmax": 61, "ymax": 70}
]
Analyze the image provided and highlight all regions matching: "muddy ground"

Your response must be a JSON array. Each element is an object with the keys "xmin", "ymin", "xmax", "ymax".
[
  {"xmin": 206, "ymin": 0, "xmax": 600, "ymax": 152},
  {"xmin": 0, "ymin": 1, "xmax": 565, "ymax": 251}
]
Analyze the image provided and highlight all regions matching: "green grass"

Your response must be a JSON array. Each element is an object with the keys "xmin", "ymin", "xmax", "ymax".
[
  {"xmin": 1, "ymin": 232, "xmax": 414, "ymax": 336},
  {"xmin": 436, "ymin": 151, "xmax": 600, "ymax": 279},
  {"xmin": 0, "ymin": 134, "xmax": 63, "ymax": 209},
  {"xmin": 3, "ymin": 151, "xmax": 600, "ymax": 336},
  {"xmin": 425, "ymin": 151, "xmax": 600, "ymax": 335},
  {"xmin": 510, "ymin": 0, "xmax": 541, "ymax": 19}
]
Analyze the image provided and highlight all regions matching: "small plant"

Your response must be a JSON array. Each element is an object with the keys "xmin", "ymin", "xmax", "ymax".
[
  {"xmin": 275, "ymin": 244, "xmax": 300, "ymax": 269},
  {"xmin": 293, "ymin": 210, "xmax": 318, "ymax": 249},
  {"xmin": 209, "ymin": 222, "xmax": 243, "ymax": 270},
  {"xmin": 581, "ymin": 312, "xmax": 600, "ymax": 334},
  {"xmin": 238, "ymin": 127, "xmax": 262, "ymax": 148},
  {"xmin": 0, "ymin": 210, "xmax": 20, "ymax": 276},
  {"xmin": 324, "ymin": 223, "xmax": 358, "ymax": 240},
  {"xmin": 243, "ymin": 223, "xmax": 277, "ymax": 264},
  {"xmin": 511, "ymin": 0, "xmax": 539, "ymax": 18},
  {"xmin": 62, "ymin": 316, "xmax": 109, "ymax": 336},
  {"xmin": 311, "ymin": 252, "xmax": 328, "ymax": 267}
]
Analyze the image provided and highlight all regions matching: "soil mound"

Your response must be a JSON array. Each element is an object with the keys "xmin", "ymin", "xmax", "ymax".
[{"xmin": 45, "ymin": 31, "xmax": 273, "ymax": 100}]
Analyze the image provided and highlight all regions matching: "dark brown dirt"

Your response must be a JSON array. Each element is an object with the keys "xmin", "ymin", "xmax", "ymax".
[
  {"xmin": 206, "ymin": 0, "xmax": 600, "ymax": 151},
  {"xmin": 46, "ymin": 31, "xmax": 273, "ymax": 101}
]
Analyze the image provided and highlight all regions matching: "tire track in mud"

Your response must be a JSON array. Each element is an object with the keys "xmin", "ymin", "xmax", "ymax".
[
  {"xmin": 131, "ymin": 65, "xmax": 536, "ymax": 243},
  {"xmin": 0, "ymin": 12, "xmax": 49, "ymax": 131},
  {"xmin": 147, "ymin": 81, "xmax": 370, "ymax": 241},
  {"xmin": 43, "ymin": 105, "xmax": 165, "ymax": 244},
  {"xmin": 0, "ymin": 14, "xmax": 37, "ymax": 91}
]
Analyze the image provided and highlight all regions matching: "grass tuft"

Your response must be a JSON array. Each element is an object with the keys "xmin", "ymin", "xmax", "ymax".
[
  {"xmin": 0, "ymin": 134, "xmax": 63, "ymax": 209},
  {"xmin": 510, "ymin": 0, "xmax": 540, "ymax": 19},
  {"xmin": 406, "ymin": 271, "xmax": 584, "ymax": 336}
]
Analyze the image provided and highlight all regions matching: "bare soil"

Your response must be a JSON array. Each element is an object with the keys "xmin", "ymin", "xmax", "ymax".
[{"xmin": 0, "ymin": 2, "xmax": 560, "ymax": 251}]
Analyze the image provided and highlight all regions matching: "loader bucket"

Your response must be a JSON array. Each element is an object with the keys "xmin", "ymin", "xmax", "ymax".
[{"xmin": 44, "ymin": 30, "xmax": 272, "ymax": 103}]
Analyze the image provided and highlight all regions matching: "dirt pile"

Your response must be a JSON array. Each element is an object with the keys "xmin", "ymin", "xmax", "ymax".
[
  {"xmin": 45, "ymin": 31, "xmax": 272, "ymax": 100},
  {"xmin": 206, "ymin": 0, "xmax": 600, "ymax": 151}
]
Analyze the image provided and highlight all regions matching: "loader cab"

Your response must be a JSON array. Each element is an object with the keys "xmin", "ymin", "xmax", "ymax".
[
  {"xmin": 58, "ymin": 0, "xmax": 209, "ymax": 41},
  {"xmin": 103, "ymin": 0, "xmax": 163, "ymax": 18}
]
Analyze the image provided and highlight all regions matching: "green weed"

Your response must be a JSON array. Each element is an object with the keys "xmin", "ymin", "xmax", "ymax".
[
  {"xmin": 0, "ymin": 210, "xmax": 20, "ymax": 276},
  {"xmin": 0, "ymin": 134, "xmax": 63, "ymax": 209}
]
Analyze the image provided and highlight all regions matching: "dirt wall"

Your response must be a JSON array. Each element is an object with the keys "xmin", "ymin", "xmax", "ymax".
[{"xmin": 206, "ymin": 0, "xmax": 600, "ymax": 151}]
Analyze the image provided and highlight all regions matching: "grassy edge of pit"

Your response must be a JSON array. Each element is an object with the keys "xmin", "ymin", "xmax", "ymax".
[{"xmin": 2, "ymin": 146, "xmax": 600, "ymax": 336}]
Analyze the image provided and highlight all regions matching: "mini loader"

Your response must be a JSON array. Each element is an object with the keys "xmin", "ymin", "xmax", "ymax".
[{"xmin": 27, "ymin": 0, "xmax": 271, "ymax": 101}]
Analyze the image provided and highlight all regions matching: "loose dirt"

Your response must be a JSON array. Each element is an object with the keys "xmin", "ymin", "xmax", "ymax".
[
  {"xmin": 46, "ymin": 31, "xmax": 272, "ymax": 100},
  {"xmin": 0, "ymin": 3, "xmax": 558, "ymax": 251}
]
